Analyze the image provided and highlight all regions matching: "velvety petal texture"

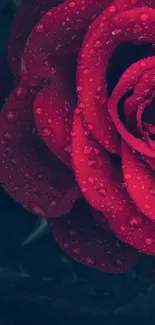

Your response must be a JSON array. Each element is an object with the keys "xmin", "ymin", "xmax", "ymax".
[{"xmin": 2, "ymin": 0, "xmax": 155, "ymax": 273}]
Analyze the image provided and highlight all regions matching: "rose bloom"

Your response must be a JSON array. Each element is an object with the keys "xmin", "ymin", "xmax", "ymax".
[{"xmin": 1, "ymin": 0, "xmax": 155, "ymax": 273}]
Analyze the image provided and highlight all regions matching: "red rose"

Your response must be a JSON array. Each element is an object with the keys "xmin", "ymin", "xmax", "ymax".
[{"xmin": 1, "ymin": 0, "xmax": 155, "ymax": 273}]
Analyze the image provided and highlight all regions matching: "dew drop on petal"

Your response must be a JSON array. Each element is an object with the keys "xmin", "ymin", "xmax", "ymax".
[
  {"xmin": 97, "ymin": 187, "xmax": 107, "ymax": 196},
  {"xmin": 36, "ymin": 107, "xmax": 42, "ymax": 115},
  {"xmin": 35, "ymin": 23, "xmax": 44, "ymax": 33},
  {"xmin": 88, "ymin": 177, "xmax": 94, "ymax": 184},
  {"xmin": 94, "ymin": 40, "xmax": 102, "ymax": 48},
  {"xmin": 68, "ymin": 2, "xmax": 76, "ymax": 8},
  {"xmin": 124, "ymin": 173, "xmax": 132, "ymax": 180},
  {"xmin": 112, "ymin": 29, "xmax": 121, "ymax": 36},
  {"xmin": 82, "ymin": 187, "xmax": 87, "ymax": 193},
  {"xmin": 69, "ymin": 228, "xmax": 77, "ymax": 236},
  {"xmin": 144, "ymin": 203, "xmax": 151, "ymax": 210},
  {"xmin": 108, "ymin": 5, "xmax": 116, "ymax": 12},
  {"xmin": 41, "ymin": 128, "xmax": 52, "ymax": 137},
  {"xmin": 145, "ymin": 238, "xmax": 152, "ymax": 245},
  {"xmin": 129, "ymin": 216, "xmax": 143, "ymax": 227},
  {"xmin": 16, "ymin": 85, "xmax": 28, "ymax": 98},
  {"xmin": 140, "ymin": 13, "xmax": 150, "ymax": 21},
  {"xmin": 72, "ymin": 248, "xmax": 80, "ymax": 254},
  {"xmin": 3, "ymin": 132, "xmax": 14, "ymax": 142},
  {"xmin": 85, "ymin": 257, "xmax": 95, "ymax": 265},
  {"xmin": 5, "ymin": 110, "xmax": 19, "ymax": 123}
]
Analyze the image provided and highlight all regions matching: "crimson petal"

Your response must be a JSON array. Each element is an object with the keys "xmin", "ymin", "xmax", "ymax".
[
  {"xmin": 77, "ymin": 6, "xmax": 155, "ymax": 155},
  {"xmin": 8, "ymin": 0, "xmax": 64, "ymax": 79},
  {"xmin": 49, "ymin": 201, "xmax": 140, "ymax": 273},
  {"xmin": 122, "ymin": 140, "xmax": 155, "ymax": 222},
  {"xmin": 0, "ymin": 81, "xmax": 78, "ymax": 218},
  {"xmin": 23, "ymin": 0, "xmax": 113, "ymax": 84},
  {"xmin": 34, "ymin": 69, "xmax": 75, "ymax": 168},
  {"xmin": 72, "ymin": 113, "xmax": 155, "ymax": 255},
  {"xmin": 108, "ymin": 57, "xmax": 155, "ymax": 157}
]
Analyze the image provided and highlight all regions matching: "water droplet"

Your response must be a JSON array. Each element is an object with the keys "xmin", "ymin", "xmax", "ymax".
[
  {"xmin": 72, "ymin": 248, "xmax": 80, "ymax": 254},
  {"xmin": 77, "ymin": 86, "xmax": 83, "ymax": 91},
  {"xmin": 64, "ymin": 145, "xmax": 71, "ymax": 153},
  {"xmin": 140, "ymin": 13, "xmax": 149, "ymax": 21},
  {"xmin": 5, "ymin": 110, "xmax": 18, "ymax": 122},
  {"xmin": 83, "ymin": 69, "xmax": 89, "ymax": 75},
  {"xmin": 84, "ymin": 146, "xmax": 91, "ymax": 155},
  {"xmin": 89, "ymin": 48, "xmax": 95, "ymax": 55},
  {"xmin": 48, "ymin": 198, "xmax": 57, "ymax": 207},
  {"xmin": 16, "ymin": 84, "xmax": 28, "ymax": 98},
  {"xmin": 144, "ymin": 203, "xmax": 150, "ymax": 210},
  {"xmin": 3, "ymin": 132, "xmax": 14, "ymax": 142},
  {"xmin": 85, "ymin": 257, "xmax": 95, "ymax": 265},
  {"xmin": 82, "ymin": 187, "xmax": 87, "ymax": 193},
  {"xmin": 10, "ymin": 157, "xmax": 19, "ymax": 166},
  {"xmin": 69, "ymin": 229, "xmax": 77, "ymax": 236},
  {"xmin": 145, "ymin": 238, "xmax": 152, "ymax": 245},
  {"xmin": 46, "ymin": 11, "xmax": 52, "ymax": 17},
  {"xmin": 88, "ymin": 159, "xmax": 96, "ymax": 167},
  {"xmin": 108, "ymin": 5, "xmax": 116, "ymax": 12},
  {"xmin": 87, "ymin": 123, "xmax": 93, "ymax": 130},
  {"xmin": 36, "ymin": 107, "xmax": 42, "ymax": 115},
  {"xmin": 68, "ymin": 1, "xmax": 76, "ymax": 7},
  {"xmin": 112, "ymin": 29, "xmax": 121, "ymax": 36},
  {"xmin": 88, "ymin": 177, "xmax": 94, "ymax": 184},
  {"xmin": 41, "ymin": 128, "xmax": 52, "ymax": 137},
  {"xmin": 35, "ymin": 23, "xmax": 44, "ymax": 33},
  {"xmin": 28, "ymin": 202, "xmax": 46, "ymax": 217},
  {"xmin": 20, "ymin": 56, "xmax": 28, "ymax": 81},
  {"xmin": 94, "ymin": 40, "xmax": 102, "ymax": 48},
  {"xmin": 97, "ymin": 187, "xmax": 107, "ymax": 196},
  {"xmin": 129, "ymin": 216, "xmax": 143, "ymax": 227},
  {"xmin": 124, "ymin": 173, "xmax": 132, "ymax": 180},
  {"xmin": 24, "ymin": 173, "xmax": 33, "ymax": 180},
  {"xmin": 120, "ymin": 225, "xmax": 126, "ymax": 232},
  {"xmin": 4, "ymin": 146, "xmax": 13, "ymax": 155}
]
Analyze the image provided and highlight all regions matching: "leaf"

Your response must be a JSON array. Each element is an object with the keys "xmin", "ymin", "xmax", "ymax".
[{"xmin": 22, "ymin": 218, "xmax": 50, "ymax": 246}]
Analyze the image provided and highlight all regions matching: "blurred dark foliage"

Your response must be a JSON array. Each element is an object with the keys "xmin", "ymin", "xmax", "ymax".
[{"xmin": 0, "ymin": 0, "xmax": 11, "ymax": 12}]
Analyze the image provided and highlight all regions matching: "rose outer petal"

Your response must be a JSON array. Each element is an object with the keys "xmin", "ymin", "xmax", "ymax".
[
  {"xmin": 23, "ymin": 0, "xmax": 113, "ymax": 84},
  {"xmin": 49, "ymin": 201, "xmax": 140, "ymax": 273},
  {"xmin": 33, "ymin": 70, "xmax": 75, "ymax": 168},
  {"xmin": 0, "ymin": 81, "xmax": 78, "ymax": 218},
  {"xmin": 72, "ymin": 113, "xmax": 155, "ymax": 255},
  {"xmin": 8, "ymin": 0, "xmax": 64, "ymax": 79}
]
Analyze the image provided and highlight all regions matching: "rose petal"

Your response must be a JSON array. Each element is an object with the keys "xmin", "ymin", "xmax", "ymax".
[
  {"xmin": 34, "ymin": 69, "xmax": 75, "ymax": 168},
  {"xmin": 8, "ymin": 0, "xmax": 64, "ymax": 79},
  {"xmin": 77, "ymin": 7, "xmax": 155, "ymax": 154},
  {"xmin": 0, "ymin": 81, "xmax": 78, "ymax": 218},
  {"xmin": 72, "ymin": 113, "xmax": 155, "ymax": 255},
  {"xmin": 23, "ymin": 0, "xmax": 113, "ymax": 84},
  {"xmin": 122, "ymin": 140, "xmax": 155, "ymax": 222},
  {"xmin": 49, "ymin": 200, "xmax": 140, "ymax": 273},
  {"xmin": 108, "ymin": 57, "xmax": 155, "ymax": 157}
]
